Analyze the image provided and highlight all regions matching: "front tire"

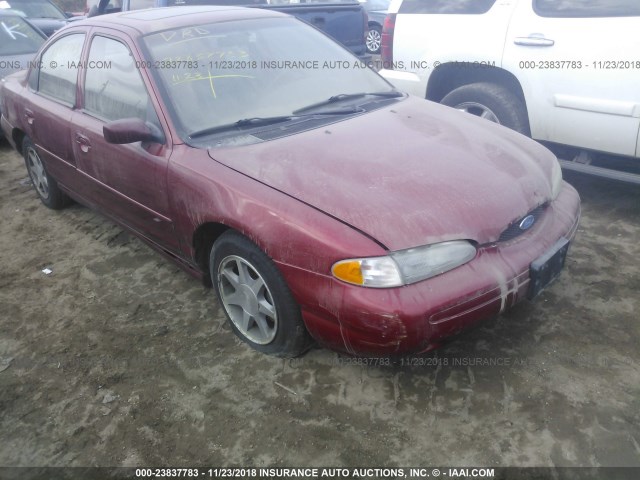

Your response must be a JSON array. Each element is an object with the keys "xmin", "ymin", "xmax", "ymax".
[
  {"xmin": 22, "ymin": 137, "xmax": 70, "ymax": 210},
  {"xmin": 441, "ymin": 82, "xmax": 530, "ymax": 136},
  {"xmin": 210, "ymin": 231, "xmax": 313, "ymax": 357}
]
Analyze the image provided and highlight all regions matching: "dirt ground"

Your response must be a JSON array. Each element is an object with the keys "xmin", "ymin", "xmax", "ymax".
[{"xmin": 0, "ymin": 139, "xmax": 639, "ymax": 470}]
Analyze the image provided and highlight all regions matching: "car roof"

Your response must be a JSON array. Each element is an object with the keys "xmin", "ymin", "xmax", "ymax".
[{"xmin": 77, "ymin": 6, "xmax": 285, "ymax": 35}]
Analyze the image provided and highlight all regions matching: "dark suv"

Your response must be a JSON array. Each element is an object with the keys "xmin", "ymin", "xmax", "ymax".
[{"xmin": 1, "ymin": 0, "xmax": 70, "ymax": 36}]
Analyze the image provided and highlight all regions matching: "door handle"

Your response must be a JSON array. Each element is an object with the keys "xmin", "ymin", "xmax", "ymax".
[
  {"xmin": 75, "ymin": 133, "xmax": 91, "ymax": 153},
  {"xmin": 514, "ymin": 36, "xmax": 555, "ymax": 47},
  {"xmin": 24, "ymin": 109, "xmax": 35, "ymax": 125}
]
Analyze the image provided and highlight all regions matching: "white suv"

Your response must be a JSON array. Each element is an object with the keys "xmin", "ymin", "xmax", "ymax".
[{"xmin": 379, "ymin": 0, "xmax": 640, "ymax": 181}]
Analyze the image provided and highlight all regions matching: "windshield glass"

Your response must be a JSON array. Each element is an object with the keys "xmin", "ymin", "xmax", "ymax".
[
  {"xmin": 0, "ymin": 15, "xmax": 44, "ymax": 55},
  {"xmin": 3, "ymin": 0, "xmax": 65, "ymax": 19},
  {"xmin": 142, "ymin": 16, "xmax": 395, "ymax": 138}
]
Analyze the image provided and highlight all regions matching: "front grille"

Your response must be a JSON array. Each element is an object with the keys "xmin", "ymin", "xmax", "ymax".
[{"xmin": 498, "ymin": 204, "xmax": 547, "ymax": 242}]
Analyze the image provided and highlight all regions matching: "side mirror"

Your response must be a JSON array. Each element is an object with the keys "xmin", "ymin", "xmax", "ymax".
[{"xmin": 103, "ymin": 118, "xmax": 164, "ymax": 144}]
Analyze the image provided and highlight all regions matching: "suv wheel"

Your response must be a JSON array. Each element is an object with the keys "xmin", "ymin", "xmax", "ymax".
[
  {"xmin": 441, "ymin": 82, "xmax": 530, "ymax": 136},
  {"xmin": 366, "ymin": 25, "xmax": 382, "ymax": 54}
]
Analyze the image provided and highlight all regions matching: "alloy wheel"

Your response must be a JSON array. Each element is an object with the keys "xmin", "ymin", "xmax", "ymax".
[
  {"xmin": 26, "ymin": 147, "xmax": 49, "ymax": 199},
  {"xmin": 454, "ymin": 102, "xmax": 500, "ymax": 123},
  {"xmin": 366, "ymin": 29, "xmax": 382, "ymax": 54},
  {"xmin": 218, "ymin": 255, "xmax": 278, "ymax": 345}
]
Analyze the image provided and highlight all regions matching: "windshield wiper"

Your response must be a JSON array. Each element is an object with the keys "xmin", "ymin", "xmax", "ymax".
[
  {"xmin": 293, "ymin": 90, "xmax": 404, "ymax": 114},
  {"xmin": 188, "ymin": 108, "xmax": 363, "ymax": 139},
  {"xmin": 189, "ymin": 116, "xmax": 295, "ymax": 139}
]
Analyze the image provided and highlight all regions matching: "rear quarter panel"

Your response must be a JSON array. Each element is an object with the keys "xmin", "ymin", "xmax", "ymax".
[{"xmin": 0, "ymin": 71, "xmax": 29, "ymax": 146}]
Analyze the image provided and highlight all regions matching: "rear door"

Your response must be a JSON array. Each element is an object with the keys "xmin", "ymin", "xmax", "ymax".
[
  {"xmin": 503, "ymin": 0, "xmax": 640, "ymax": 157},
  {"xmin": 21, "ymin": 32, "xmax": 86, "ymax": 187},
  {"xmin": 71, "ymin": 32, "xmax": 179, "ymax": 251}
]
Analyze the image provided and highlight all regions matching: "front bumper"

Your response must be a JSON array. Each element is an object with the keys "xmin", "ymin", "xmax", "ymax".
[
  {"xmin": 378, "ymin": 69, "xmax": 427, "ymax": 98},
  {"xmin": 279, "ymin": 182, "xmax": 581, "ymax": 356}
]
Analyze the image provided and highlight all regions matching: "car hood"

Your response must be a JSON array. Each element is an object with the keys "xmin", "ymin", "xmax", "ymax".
[
  {"xmin": 28, "ymin": 18, "xmax": 67, "ymax": 36},
  {"xmin": 208, "ymin": 96, "xmax": 556, "ymax": 251},
  {"xmin": 0, "ymin": 53, "xmax": 36, "ymax": 80}
]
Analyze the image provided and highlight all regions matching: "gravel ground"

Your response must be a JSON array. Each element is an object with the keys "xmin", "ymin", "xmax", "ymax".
[{"xmin": 0, "ymin": 140, "xmax": 639, "ymax": 470}]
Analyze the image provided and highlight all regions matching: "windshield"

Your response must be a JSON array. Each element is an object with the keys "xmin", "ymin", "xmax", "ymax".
[
  {"xmin": 0, "ymin": 16, "xmax": 44, "ymax": 55},
  {"xmin": 2, "ymin": 0, "xmax": 65, "ymax": 19},
  {"xmin": 142, "ymin": 16, "xmax": 395, "ymax": 139}
]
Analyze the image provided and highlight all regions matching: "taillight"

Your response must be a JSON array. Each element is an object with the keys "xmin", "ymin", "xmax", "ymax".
[
  {"xmin": 363, "ymin": 10, "xmax": 369, "ymax": 45},
  {"xmin": 381, "ymin": 13, "xmax": 396, "ymax": 67}
]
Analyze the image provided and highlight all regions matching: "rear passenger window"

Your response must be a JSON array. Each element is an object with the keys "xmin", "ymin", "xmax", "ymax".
[
  {"xmin": 534, "ymin": 0, "xmax": 640, "ymax": 18},
  {"xmin": 398, "ymin": 0, "xmax": 497, "ymax": 14},
  {"xmin": 84, "ymin": 36, "xmax": 157, "ymax": 125},
  {"xmin": 37, "ymin": 34, "xmax": 85, "ymax": 105}
]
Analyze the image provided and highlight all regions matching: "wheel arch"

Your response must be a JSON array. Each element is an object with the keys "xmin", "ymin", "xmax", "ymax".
[
  {"xmin": 193, "ymin": 221, "xmax": 231, "ymax": 286},
  {"xmin": 426, "ymin": 63, "xmax": 528, "ymax": 112},
  {"xmin": 12, "ymin": 128, "xmax": 26, "ymax": 155}
]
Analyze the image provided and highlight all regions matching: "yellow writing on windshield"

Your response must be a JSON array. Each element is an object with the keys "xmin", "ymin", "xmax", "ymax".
[
  {"xmin": 171, "ymin": 70, "xmax": 255, "ymax": 99},
  {"xmin": 159, "ymin": 27, "xmax": 211, "ymax": 43},
  {"xmin": 161, "ymin": 48, "xmax": 250, "ymax": 63}
]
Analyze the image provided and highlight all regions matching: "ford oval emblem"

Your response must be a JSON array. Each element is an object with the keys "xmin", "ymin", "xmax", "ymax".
[{"xmin": 519, "ymin": 214, "xmax": 536, "ymax": 231}]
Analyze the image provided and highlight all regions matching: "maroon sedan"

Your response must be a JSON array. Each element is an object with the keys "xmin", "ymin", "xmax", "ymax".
[{"xmin": 0, "ymin": 7, "xmax": 580, "ymax": 357}]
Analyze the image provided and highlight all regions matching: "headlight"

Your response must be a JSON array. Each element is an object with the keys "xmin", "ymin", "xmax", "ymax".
[
  {"xmin": 550, "ymin": 158, "xmax": 563, "ymax": 199},
  {"xmin": 332, "ymin": 240, "xmax": 477, "ymax": 288}
]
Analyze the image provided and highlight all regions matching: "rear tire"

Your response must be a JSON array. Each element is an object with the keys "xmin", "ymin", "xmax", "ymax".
[
  {"xmin": 22, "ymin": 137, "xmax": 71, "ymax": 210},
  {"xmin": 441, "ymin": 82, "xmax": 530, "ymax": 136},
  {"xmin": 366, "ymin": 25, "xmax": 382, "ymax": 54},
  {"xmin": 210, "ymin": 231, "xmax": 313, "ymax": 357}
]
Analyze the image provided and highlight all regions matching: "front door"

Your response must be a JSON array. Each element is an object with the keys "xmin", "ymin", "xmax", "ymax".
[{"xmin": 71, "ymin": 34, "xmax": 178, "ymax": 251}]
